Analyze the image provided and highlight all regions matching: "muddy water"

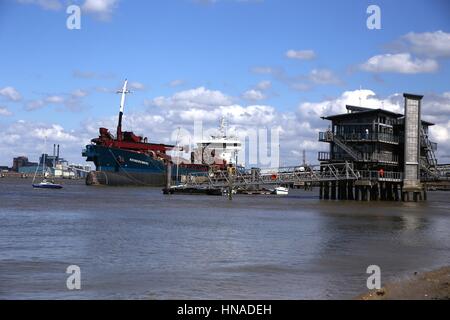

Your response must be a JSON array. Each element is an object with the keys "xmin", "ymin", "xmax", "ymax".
[{"xmin": 0, "ymin": 178, "xmax": 449, "ymax": 299}]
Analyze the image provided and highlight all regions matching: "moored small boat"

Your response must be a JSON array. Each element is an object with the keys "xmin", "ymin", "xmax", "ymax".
[
  {"xmin": 271, "ymin": 186, "xmax": 289, "ymax": 195},
  {"xmin": 33, "ymin": 179, "xmax": 63, "ymax": 189}
]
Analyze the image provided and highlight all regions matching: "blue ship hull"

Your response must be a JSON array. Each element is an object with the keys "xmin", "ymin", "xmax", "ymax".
[{"xmin": 83, "ymin": 144, "xmax": 207, "ymax": 186}]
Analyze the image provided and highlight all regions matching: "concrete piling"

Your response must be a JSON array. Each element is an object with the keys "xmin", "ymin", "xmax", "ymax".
[{"xmin": 318, "ymin": 180, "xmax": 406, "ymax": 202}]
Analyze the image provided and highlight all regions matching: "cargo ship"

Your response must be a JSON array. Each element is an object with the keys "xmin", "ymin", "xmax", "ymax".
[{"xmin": 82, "ymin": 80, "xmax": 212, "ymax": 186}]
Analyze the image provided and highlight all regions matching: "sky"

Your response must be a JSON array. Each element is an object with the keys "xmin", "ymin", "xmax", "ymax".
[{"xmin": 0, "ymin": 0, "xmax": 449, "ymax": 167}]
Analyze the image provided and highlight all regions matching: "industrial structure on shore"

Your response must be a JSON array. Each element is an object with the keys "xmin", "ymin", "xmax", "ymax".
[
  {"xmin": 2, "ymin": 145, "xmax": 91, "ymax": 179},
  {"xmin": 176, "ymin": 93, "xmax": 446, "ymax": 201}
]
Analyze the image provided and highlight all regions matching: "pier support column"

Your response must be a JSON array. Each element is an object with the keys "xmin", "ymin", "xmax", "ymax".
[
  {"xmin": 331, "ymin": 181, "xmax": 337, "ymax": 200},
  {"xmin": 387, "ymin": 183, "xmax": 394, "ymax": 201},
  {"xmin": 347, "ymin": 181, "xmax": 354, "ymax": 200},
  {"xmin": 337, "ymin": 182, "xmax": 342, "ymax": 200},
  {"xmin": 319, "ymin": 182, "xmax": 323, "ymax": 199},
  {"xmin": 379, "ymin": 182, "xmax": 385, "ymax": 201},
  {"xmin": 365, "ymin": 186, "xmax": 371, "ymax": 201},
  {"xmin": 342, "ymin": 181, "xmax": 348, "ymax": 200},
  {"xmin": 163, "ymin": 161, "xmax": 172, "ymax": 195},
  {"xmin": 324, "ymin": 182, "xmax": 330, "ymax": 200},
  {"xmin": 393, "ymin": 184, "xmax": 400, "ymax": 201},
  {"xmin": 402, "ymin": 191, "xmax": 409, "ymax": 202},
  {"xmin": 374, "ymin": 183, "xmax": 380, "ymax": 201}
]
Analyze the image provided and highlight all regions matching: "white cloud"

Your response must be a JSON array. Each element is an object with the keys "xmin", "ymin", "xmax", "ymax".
[
  {"xmin": 251, "ymin": 66, "xmax": 342, "ymax": 91},
  {"xmin": 286, "ymin": 49, "xmax": 316, "ymax": 60},
  {"xmin": 430, "ymin": 122, "xmax": 450, "ymax": 144},
  {"xmin": 167, "ymin": 104, "xmax": 276, "ymax": 127},
  {"xmin": 224, "ymin": 105, "xmax": 275, "ymax": 125},
  {"xmin": 0, "ymin": 106, "xmax": 13, "ymax": 116},
  {"xmin": 360, "ymin": 53, "xmax": 438, "ymax": 74},
  {"xmin": 33, "ymin": 124, "xmax": 78, "ymax": 142},
  {"xmin": 150, "ymin": 87, "xmax": 233, "ymax": 109},
  {"xmin": 15, "ymin": 0, "xmax": 63, "ymax": 11},
  {"xmin": 71, "ymin": 89, "xmax": 89, "ymax": 98},
  {"xmin": 168, "ymin": 79, "xmax": 186, "ymax": 87},
  {"xmin": 82, "ymin": 0, "xmax": 119, "ymax": 20},
  {"xmin": 242, "ymin": 89, "xmax": 266, "ymax": 101},
  {"xmin": 26, "ymin": 99, "xmax": 46, "ymax": 111},
  {"xmin": 402, "ymin": 30, "xmax": 450, "ymax": 58},
  {"xmin": 3, "ymin": 85, "xmax": 449, "ymax": 167},
  {"xmin": 308, "ymin": 69, "xmax": 341, "ymax": 85},
  {"xmin": 45, "ymin": 95, "xmax": 65, "ymax": 104},
  {"xmin": 298, "ymin": 89, "xmax": 403, "ymax": 121},
  {"xmin": 73, "ymin": 70, "xmax": 115, "ymax": 79},
  {"xmin": 193, "ymin": 0, "xmax": 263, "ymax": 4},
  {"xmin": 128, "ymin": 81, "xmax": 146, "ymax": 91},
  {"xmin": 255, "ymin": 80, "xmax": 271, "ymax": 90},
  {"xmin": 0, "ymin": 86, "xmax": 22, "ymax": 102},
  {"xmin": 250, "ymin": 66, "xmax": 281, "ymax": 75},
  {"xmin": 0, "ymin": 120, "xmax": 86, "ymax": 167},
  {"xmin": 25, "ymin": 90, "xmax": 89, "ymax": 111}
]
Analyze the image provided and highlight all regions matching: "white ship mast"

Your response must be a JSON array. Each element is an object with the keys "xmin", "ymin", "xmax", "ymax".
[{"xmin": 116, "ymin": 79, "xmax": 131, "ymax": 141}]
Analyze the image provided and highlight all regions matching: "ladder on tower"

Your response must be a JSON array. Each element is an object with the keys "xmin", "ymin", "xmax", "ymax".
[
  {"xmin": 326, "ymin": 131, "xmax": 362, "ymax": 161},
  {"xmin": 420, "ymin": 127, "xmax": 440, "ymax": 178}
]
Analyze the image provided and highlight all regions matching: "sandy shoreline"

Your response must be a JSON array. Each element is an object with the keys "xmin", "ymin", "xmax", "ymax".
[{"xmin": 358, "ymin": 266, "xmax": 450, "ymax": 300}]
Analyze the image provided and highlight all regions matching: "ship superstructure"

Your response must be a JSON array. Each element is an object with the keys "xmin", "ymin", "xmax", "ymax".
[{"xmin": 196, "ymin": 118, "xmax": 243, "ymax": 167}]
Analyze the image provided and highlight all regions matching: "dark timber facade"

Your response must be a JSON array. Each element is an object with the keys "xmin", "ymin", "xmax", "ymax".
[{"xmin": 318, "ymin": 93, "xmax": 438, "ymax": 202}]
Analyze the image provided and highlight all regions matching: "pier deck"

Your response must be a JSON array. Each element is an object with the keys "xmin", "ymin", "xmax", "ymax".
[{"xmin": 172, "ymin": 162, "xmax": 408, "ymax": 201}]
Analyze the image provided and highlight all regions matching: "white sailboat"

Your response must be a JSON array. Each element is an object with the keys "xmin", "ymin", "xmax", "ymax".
[{"xmin": 32, "ymin": 138, "xmax": 63, "ymax": 189}]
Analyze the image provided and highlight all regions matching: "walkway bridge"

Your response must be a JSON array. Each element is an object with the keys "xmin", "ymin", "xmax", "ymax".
[{"xmin": 180, "ymin": 162, "xmax": 403, "ymax": 190}]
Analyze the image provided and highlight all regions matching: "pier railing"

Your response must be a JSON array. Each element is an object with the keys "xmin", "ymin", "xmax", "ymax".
[
  {"xmin": 358, "ymin": 170, "xmax": 403, "ymax": 182},
  {"xmin": 181, "ymin": 163, "xmax": 403, "ymax": 189}
]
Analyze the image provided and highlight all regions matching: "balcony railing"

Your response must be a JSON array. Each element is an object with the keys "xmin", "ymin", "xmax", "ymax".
[
  {"xmin": 318, "ymin": 152, "xmax": 330, "ymax": 161},
  {"xmin": 319, "ymin": 131, "xmax": 333, "ymax": 142},
  {"xmin": 318, "ymin": 152, "xmax": 399, "ymax": 164},
  {"xmin": 319, "ymin": 131, "xmax": 399, "ymax": 144},
  {"xmin": 361, "ymin": 153, "xmax": 399, "ymax": 163}
]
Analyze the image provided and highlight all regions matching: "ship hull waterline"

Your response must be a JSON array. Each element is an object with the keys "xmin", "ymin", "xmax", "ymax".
[{"xmin": 83, "ymin": 145, "xmax": 208, "ymax": 187}]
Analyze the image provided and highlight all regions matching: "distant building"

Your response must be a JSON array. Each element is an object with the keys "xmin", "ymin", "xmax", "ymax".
[
  {"xmin": 12, "ymin": 156, "xmax": 38, "ymax": 172},
  {"xmin": 0, "ymin": 166, "xmax": 9, "ymax": 172}
]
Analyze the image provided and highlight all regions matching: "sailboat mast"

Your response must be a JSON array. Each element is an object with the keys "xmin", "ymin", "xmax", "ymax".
[
  {"xmin": 42, "ymin": 137, "xmax": 47, "ymax": 177},
  {"xmin": 175, "ymin": 127, "xmax": 181, "ymax": 185}
]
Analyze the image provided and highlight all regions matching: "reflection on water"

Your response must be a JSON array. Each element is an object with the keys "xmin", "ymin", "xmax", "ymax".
[{"xmin": 0, "ymin": 178, "xmax": 449, "ymax": 299}]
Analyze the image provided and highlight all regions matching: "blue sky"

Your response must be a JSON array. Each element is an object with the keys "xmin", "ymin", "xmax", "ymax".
[{"xmin": 0, "ymin": 0, "xmax": 449, "ymax": 166}]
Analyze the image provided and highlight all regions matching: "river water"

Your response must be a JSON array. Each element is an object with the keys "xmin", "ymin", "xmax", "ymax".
[{"xmin": 0, "ymin": 178, "xmax": 449, "ymax": 299}]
